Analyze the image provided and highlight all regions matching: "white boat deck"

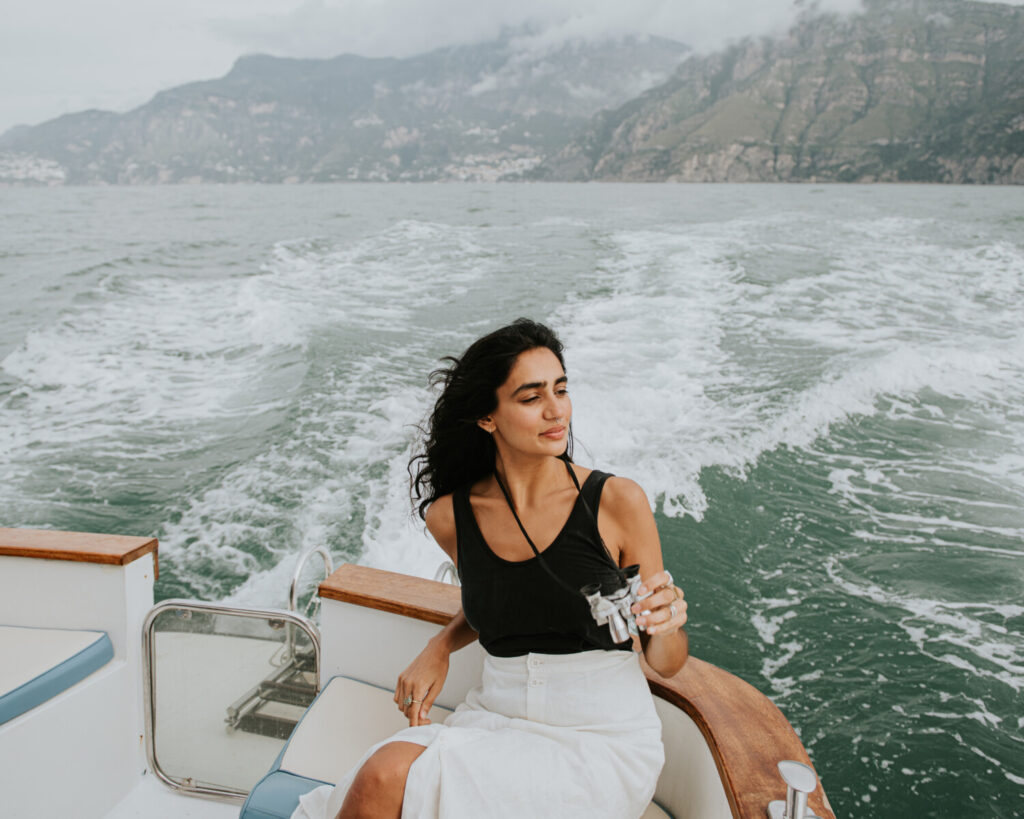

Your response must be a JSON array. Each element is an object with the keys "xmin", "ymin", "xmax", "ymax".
[{"xmin": 106, "ymin": 774, "xmax": 240, "ymax": 818}]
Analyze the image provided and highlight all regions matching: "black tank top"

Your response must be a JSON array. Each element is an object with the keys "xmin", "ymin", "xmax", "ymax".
[{"xmin": 453, "ymin": 463, "xmax": 634, "ymax": 657}]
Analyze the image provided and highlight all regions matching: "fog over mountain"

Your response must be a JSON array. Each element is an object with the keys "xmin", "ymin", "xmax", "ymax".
[{"xmin": 1, "ymin": 0, "xmax": 868, "ymax": 135}]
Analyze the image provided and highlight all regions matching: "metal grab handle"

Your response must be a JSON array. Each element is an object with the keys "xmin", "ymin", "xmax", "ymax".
[
  {"xmin": 289, "ymin": 546, "xmax": 335, "ymax": 613},
  {"xmin": 434, "ymin": 560, "xmax": 459, "ymax": 586},
  {"xmin": 286, "ymin": 546, "xmax": 335, "ymax": 663},
  {"xmin": 766, "ymin": 760, "xmax": 820, "ymax": 819}
]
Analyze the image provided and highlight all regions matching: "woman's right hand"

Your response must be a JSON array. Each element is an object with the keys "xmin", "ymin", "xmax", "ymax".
[{"xmin": 394, "ymin": 637, "xmax": 450, "ymax": 726}]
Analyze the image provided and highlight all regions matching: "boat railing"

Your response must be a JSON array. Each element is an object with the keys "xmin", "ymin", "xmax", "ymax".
[
  {"xmin": 432, "ymin": 559, "xmax": 459, "ymax": 585},
  {"xmin": 285, "ymin": 545, "xmax": 334, "ymax": 661},
  {"xmin": 289, "ymin": 545, "xmax": 335, "ymax": 616}
]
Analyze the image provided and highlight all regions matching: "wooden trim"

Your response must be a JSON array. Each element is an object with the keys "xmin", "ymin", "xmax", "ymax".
[
  {"xmin": 0, "ymin": 527, "xmax": 159, "ymax": 579},
  {"xmin": 320, "ymin": 564, "xmax": 834, "ymax": 819},
  {"xmin": 319, "ymin": 564, "xmax": 460, "ymax": 625},
  {"xmin": 641, "ymin": 655, "xmax": 835, "ymax": 819}
]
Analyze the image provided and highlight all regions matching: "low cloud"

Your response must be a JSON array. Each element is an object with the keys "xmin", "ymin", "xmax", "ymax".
[
  {"xmin": 7, "ymin": 0, "xmax": 1023, "ymax": 133},
  {"xmin": 205, "ymin": 0, "xmax": 867, "ymax": 60}
]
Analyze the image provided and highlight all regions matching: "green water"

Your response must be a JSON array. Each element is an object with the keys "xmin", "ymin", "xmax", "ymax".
[{"xmin": 2, "ymin": 183, "xmax": 1022, "ymax": 816}]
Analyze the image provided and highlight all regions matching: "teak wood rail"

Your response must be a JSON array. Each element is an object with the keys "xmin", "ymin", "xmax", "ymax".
[
  {"xmin": 320, "ymin": 563, "xmax": 835, "ymax": 819},
  {"xmin": 0, "ymin": 527, "xmax": 159, "ymax": 578}
]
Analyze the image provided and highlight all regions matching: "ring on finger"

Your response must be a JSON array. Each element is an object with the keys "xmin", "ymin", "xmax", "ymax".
[{"xmin": 670, "ymin": 603, "xmax": 677, "ymax": 617}]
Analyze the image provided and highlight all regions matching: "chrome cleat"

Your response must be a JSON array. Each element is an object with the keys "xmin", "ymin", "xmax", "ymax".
[{"xmin": 767, "ymin": 760, "xmax": 821, "ymax": 819}]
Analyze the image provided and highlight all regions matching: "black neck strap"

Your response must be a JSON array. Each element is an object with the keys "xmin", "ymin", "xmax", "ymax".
[{"xmin": 492, "ymin": 459, "xmax": 626, "ymax": 596}]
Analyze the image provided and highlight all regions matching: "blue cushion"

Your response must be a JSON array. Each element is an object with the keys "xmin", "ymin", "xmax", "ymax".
[
  {"xmin": 0, "ymin": 627, "xmax": 113, "ymax": 725},
  {"xmin": 265, "ymin": 674, "xmax": 342, "ymax": 775},
  {"xmin": 238, "ymin": 676, "xmax": 353, "ymax": 819},
  {"xmin": 239, "ymin": 770, "xmax": 330, "ymax": 819}
]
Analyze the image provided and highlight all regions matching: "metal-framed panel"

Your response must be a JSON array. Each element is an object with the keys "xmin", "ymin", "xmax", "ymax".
[{"xmin": 142, "ymin": 600, "xmax": 320, "ymax": 801}]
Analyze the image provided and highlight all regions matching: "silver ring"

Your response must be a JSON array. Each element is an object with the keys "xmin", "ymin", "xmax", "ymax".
[{"xmin": 670, "ymin": 603, "xmax": 677, "ymax": 618}]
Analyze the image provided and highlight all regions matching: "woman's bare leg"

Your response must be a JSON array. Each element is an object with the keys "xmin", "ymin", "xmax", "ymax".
[{"xmin": 335, "ymin": 741, "xmax": 427, "ymax": 819}]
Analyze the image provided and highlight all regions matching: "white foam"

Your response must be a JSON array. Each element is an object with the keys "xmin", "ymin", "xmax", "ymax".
[
  {"xmin": 751, "ymin": 608, "xmax": 797, "ymax": 645},
  {"xmin": 157, "ymin": 350, "xmax": 441, "ymax": 603},
  {"xmin": 553, "ymin": 229, "xmax": 760, "ymax": 519},
  {"xmin": 0, "ymin": 273, "xmax": 302, "ymax": 452},
  {"xmin": 550, "ymin": 219, "xmax": 1024, "ymax": 522},
  {"xmin": 1, "ymin": 218, "xmax": 502, "ymax": 598},
  {"xmin": 759, "ymin": 639, "xmax": 806, "ymax": 697}
]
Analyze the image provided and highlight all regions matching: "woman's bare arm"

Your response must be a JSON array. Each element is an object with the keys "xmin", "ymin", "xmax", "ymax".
[
  {"xmin": 393, "ymin": 495, "xmax": 480, "ymax": 726},
  {"xmin": 423, "ymin": 494, "xmax": 479, "ymax": 654},
  {"xmin": 602, "ymin": 477, "xmax": 689, "ymax": 678}
]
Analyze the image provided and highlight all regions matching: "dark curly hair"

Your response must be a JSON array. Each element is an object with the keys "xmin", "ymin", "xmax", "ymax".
[{"xmin": 409, "ymin": 318, "xmax": 575, "ymax": 520}]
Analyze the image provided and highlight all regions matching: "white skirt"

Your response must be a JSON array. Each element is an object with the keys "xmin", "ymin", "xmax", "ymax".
[{"xmin": 292, "ymin": 649, "xmax": 665, "ymax": 819}]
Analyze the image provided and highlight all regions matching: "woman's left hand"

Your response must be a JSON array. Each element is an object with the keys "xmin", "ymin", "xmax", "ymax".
[{"xmin": 631, "ymin": 570, "xmax": 687, "ymax": 636}]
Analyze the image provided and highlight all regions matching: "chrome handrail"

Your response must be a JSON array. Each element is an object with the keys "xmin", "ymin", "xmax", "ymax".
[
  {"xmin": 433, "ymin": 560, "xmax": 460, "ymax": 586},
  {"xmin": 289, "ymin": 545, "xmax": 335, "ymax": 613},
  {"xmin": 287, "ymin": 547, "xmax": 334, "ymax": 661},
  {"xmin": 141, "ymin": 599, "xmax": 321, "ymax": 802}
]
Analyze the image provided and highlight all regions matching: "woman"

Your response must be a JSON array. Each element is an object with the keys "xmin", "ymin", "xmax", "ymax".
[{"xmin": 296, "ymin": 318, "xmax": 688, "ymax": 819}]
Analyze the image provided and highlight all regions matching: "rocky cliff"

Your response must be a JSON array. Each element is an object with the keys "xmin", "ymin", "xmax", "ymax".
[{"xmin": 541, "ymin": 0, "xmax": 1024, "ymax": 183}]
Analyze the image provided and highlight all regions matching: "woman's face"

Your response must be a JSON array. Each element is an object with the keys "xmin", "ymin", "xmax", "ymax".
[{"xmin": 480, "ymin": 346, "xmax": 572, "ymax": 455}]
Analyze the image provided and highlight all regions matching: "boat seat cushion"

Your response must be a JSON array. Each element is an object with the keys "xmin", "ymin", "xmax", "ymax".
[
  {"xmin": 277, "ymin": 675, "xmax": 450, "ymax": 783},
  {"xmin": 0, "ymin": 625, "xmax": 114, "ymax": 725},
  {"xmin": 240, "ymin": 675, "xmax": 673, "ymax": 819},
  {"xmin": 241, "ymin": 770, "xmax": 330, "ymax": 819}
]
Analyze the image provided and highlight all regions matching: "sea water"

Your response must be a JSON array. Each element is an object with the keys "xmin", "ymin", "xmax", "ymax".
[{"xmin": 1, "ymin": 183, "xmax": 1021, "ymax": 817}]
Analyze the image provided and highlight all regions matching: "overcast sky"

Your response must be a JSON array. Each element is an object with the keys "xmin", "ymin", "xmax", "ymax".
[{"xmin": 1, "ymin": 0, "xmax": 1019, "ymax": 135}]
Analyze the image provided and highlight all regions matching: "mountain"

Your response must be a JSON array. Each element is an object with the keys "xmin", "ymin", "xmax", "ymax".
[
  {"xmin": 3, "ymin": 1, "xmax": 1020, "ymax": 186},
  {"xmin": 541, "ymin": 0, "xmax": 1024, "ymax": 183},
  {"xmin": 0, "ymin": 34, "xmax": 688, "ymax": 185}
]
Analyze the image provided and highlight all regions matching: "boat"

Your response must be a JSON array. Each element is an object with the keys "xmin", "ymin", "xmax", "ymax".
[{"xmin": 0, "ymin": 526, "xmax": 835, "ymax": 819}]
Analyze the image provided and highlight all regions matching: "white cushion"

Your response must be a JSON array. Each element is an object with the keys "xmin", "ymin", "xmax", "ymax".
[{"xmin": 279, "ymin": 676, "xmax": 453, "ymax": 784}]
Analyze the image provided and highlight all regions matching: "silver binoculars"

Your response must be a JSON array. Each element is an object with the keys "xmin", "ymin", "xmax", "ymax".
[{"xmin": 581, "ymin": 565, "xmax": 651, "ymax": 645}]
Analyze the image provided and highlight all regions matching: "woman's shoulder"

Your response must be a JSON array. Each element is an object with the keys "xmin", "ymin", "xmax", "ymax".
[
  {"xmin": 569, "ymin": 463, "xmax": 647, "ymax": 513},
  {"xmin": 596, "ymin": 472, "xmax": 652, "ymax": 517},
  {"xmin": 424, "ymin": 493, "xmax": 457, "ymax": 559}
]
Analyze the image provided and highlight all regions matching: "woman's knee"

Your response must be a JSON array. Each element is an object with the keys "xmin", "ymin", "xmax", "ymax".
[
  {"xmin": 354, "ymin": 741, "xmax": 426, "ymax": 793},
  {"xmin": 338, "ymin": 743, "xmax": 426, "ymax": 818}
]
